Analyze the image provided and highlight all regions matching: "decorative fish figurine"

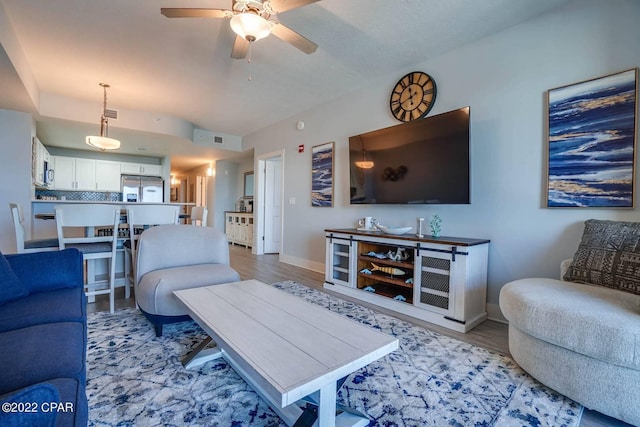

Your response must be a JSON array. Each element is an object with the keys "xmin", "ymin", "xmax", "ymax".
[
  {"xmin": 371, "ymin": 263, "xmax": 404, "ymax": 276},
  {"xmin": 366, "ymin": 251, "xmax": 387, "ymax": 259},
  {"xmin": 363, "ymin": 286, "xmax": 376, "ymax": 292},
  {"xmin": 393, "ymin": 295, "xmax": 407, "ymax": 302},
  {"xmin": 360, "ymin": 268, "xmax": 372, "ymax": 275}
]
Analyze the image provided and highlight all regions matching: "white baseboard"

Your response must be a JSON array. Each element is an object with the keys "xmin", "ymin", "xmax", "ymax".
[
  {"xmin": 278, "ymin": 254, "xmax": 324, "ymax": 275},
  {"xmin": 487, "ymin": 302, "xmax": 507, "ymax": 324}
]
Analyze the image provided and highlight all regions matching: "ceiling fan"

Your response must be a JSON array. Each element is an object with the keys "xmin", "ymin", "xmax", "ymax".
[{"xmin": 161, "ymin": 0, "xmax": 319, "ymax": 59}]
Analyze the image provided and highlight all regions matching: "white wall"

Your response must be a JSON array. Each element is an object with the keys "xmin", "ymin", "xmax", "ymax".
[
  {"xmin": 0, "ymin": 109, "xmax": 34, "ymax": 253},
  {"xmin": 212, "ymin": 160, "xmax": 238, "ymax": 232},
  {"xmin": 243, "ymin": 0, "xmax": 640, "ymax": 318}
]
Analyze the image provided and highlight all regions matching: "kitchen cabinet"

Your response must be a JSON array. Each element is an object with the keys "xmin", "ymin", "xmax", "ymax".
[
  {"xmin": 52, "ymin": 157, "xmax": 74, "ymax": 190},
  {"xmin": 95, "ymin": 160, "xmax": 122, "ymax": 191},
  {"xmin": 324, "ymin": 229, "xmax": 490, "ymax": 333},
  {"xmin": 53, "ymin": 156, "xmax": 96, "ymax": 190},
  {"xmin": 32, "ymin": 137, "xmax": 51, "ymax": 187},
  {"xmin": 121, "ymin": 162, "xmax": 161, "ymax": 176}
]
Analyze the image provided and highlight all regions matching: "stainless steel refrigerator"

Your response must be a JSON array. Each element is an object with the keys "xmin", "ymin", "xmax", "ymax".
[{"xmin": 121, "ymin": 175, "xmax": 164, "ymax": 203}]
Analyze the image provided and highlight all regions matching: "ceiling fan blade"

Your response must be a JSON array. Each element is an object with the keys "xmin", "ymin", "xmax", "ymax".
[
  {"xmin": 160, "ymin": 8, "xmax": 229, "ymax": 19},
  {"xmin": 269, "ymin": 0, "xmax": 321, "ymax": 13},
  {"xmin": 270, "ymin": 22, "xmax": 318, "ymax": 54},
  {"xmin": 231, "ymin": 36, "xmax": 250, "ymax": 59}
]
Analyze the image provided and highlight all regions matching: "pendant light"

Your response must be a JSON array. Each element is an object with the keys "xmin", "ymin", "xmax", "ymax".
[
  {"xmin": 355, "ymin": 154, "xmax": 374, "ymax": 169},
  {"xmin": 355, "ymin": 138, "xmax": 374, "ymax": 169},
  {"xmin": 86, "ymin": 83, "xmax": 120, "ymax": 151}
]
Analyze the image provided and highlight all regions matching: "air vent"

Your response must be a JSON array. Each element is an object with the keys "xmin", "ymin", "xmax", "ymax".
[
  {"xmin": 193, "ymin": 128, "xmax": 242, "ymax": 151},
  {"xmin": 104, "ymin": 108, "xmax": 118, "ymax": 120}
]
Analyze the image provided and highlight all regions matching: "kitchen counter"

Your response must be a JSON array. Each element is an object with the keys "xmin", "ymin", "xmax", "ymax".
[
  {"xmin": 33, "ymin": 200, "xmax": 193, "ymax": 206},
  {"xmin": 31, "ymin": 200, "xmax": 195, "ymax": 238}
]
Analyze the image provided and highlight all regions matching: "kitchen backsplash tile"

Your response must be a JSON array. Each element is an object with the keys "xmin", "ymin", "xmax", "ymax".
[{"xmin": 35, "ymin": 190, "xmax": 122, "ymax": 202}]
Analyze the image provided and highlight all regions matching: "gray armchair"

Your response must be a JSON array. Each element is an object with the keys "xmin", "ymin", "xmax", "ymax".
[{"xmin": 135, "ymin": 224, "xmax": 241, "ymax": 336}]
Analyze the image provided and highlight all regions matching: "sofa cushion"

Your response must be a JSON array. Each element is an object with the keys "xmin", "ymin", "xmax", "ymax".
[
  {"xmin": 0, "ymin": 382, "xmax": 59, "ymax": 427},
  {"xmin": 136, "ymin": 263, "xmax": 241, "ymax": 316},
  {"xmin": 500, "ymin": 278, "xmax": 640, "ymax": 370},
  {"xmin": 24, "ymin": 237, "xmax": 59, "ymax": 251},
  {"xmin": 564, "ymin": 219, "xmax": 640, "ymax": 295},
  {"xmin": 5, "ymin": 249, "xmax": 83, "ymax": 294},
  {"xmin": 0, "ymin": 251, "xmax": 28, "ymax": 306},
  {"xmin": 0, "ymin": 378, "xmax": 87, "ymax": 427},
  {"xmin": 0, "ymin": 286, "xmax": 86, "ymax": 333},
  {"xmin": 46, "ymin": 377, "xmax": 88, "ymax": 427},
  {"xmin": 0, "ymin": 322, "xmax": 86, "ymax": 395}
]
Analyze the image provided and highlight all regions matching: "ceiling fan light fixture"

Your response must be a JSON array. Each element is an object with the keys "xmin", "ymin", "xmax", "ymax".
[
  {"xmin": 230, "ymin": 12, "xmax": 272, "ymax": 42},
  {"xmin": 86, "ymin": 83, "xmax": 120, "ymax": 151}
]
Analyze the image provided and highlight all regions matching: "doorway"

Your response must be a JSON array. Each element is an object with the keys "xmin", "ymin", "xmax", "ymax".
[
  {"xmin": 255, "ymin": 150, "xmax": 284, "ymax": 255},
  {"xmin": 195, "ymin": 175, "xmax": 207, "ymax": 207}
]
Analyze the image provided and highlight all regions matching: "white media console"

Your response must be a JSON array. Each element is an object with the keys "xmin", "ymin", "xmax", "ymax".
[{"xmin": 324, "ymin": 228, "xmax": 490, "ymax": 333}]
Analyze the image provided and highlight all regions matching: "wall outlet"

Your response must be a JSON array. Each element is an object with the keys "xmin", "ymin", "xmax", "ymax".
[{"xmin": 289, "ymin": 197, "xmax": 296, "ymax": 205}]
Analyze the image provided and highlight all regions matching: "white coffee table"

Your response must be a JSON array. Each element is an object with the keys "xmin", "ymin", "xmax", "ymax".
[{"xmin": 174, "ymin": 279, "xmax": 398, "ymax": 427}]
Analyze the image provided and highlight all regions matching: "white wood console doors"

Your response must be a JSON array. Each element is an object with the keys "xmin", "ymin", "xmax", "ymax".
[{"xmin": 325, "ymin": 229, "xmax": 490, "ymax": 333}]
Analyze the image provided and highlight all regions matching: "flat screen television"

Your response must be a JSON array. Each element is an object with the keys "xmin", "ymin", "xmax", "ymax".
[{"xmin": 349, "ymin": 106, "xmax": 470, "ymax": 205}]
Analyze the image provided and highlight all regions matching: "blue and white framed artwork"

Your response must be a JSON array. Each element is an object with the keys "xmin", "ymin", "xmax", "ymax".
[
  {"xmin": 547, "ymin": 68, "xmax": 638, "ymax": 208},
  {"xmin": 311, "ymin": 141, "xmax": 334, "ymax": 207}
]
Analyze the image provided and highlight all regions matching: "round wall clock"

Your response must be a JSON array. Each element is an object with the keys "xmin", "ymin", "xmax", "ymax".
[{"xmin": 389, "ymin": 71, "xmax": 437, "ymax": 122}]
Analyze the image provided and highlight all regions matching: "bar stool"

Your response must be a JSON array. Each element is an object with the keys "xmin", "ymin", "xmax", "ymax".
[
  {"xmin": 124, "ymin": 204, "xmax": 179, "ymax": 293},
  {"xmin": 9, "ymin": 203, "xmax": 59, "ymax": 253},
  {"xmin": 54, "ymin": 204, "xmax": 121, "ymax": 313},
  {"xmin": 190, "ymin": 206, "xmax": 208, "ymax": 226}
]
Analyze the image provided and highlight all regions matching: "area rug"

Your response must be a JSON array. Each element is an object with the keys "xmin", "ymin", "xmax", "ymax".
[{"xmin": 86, "ymin": 281, "xmax": 583, "ymax": 426}]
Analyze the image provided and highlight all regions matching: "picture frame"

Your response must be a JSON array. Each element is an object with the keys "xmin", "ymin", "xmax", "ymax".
[
  {"xmin": 311, "ymin": 141, "xmax": 334, "ymax": 207},
  {"xmin": 546, "ymin": 68, "xmax": 638, "ymax": 208}
]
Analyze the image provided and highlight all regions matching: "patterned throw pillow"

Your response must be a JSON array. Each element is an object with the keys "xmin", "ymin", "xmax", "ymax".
[{"xmin": 564, "ymin": 219, "xmax": 640, "ymax": 295}]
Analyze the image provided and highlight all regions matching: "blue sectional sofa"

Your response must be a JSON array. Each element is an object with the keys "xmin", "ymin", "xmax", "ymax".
[{"xmin": 0, "ymin": 249, "xmax": 88, "ymax": 427}]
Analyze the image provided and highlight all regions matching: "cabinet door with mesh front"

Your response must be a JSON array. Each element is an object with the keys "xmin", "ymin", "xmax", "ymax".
[{"xmin": 413, "ymin": 248, "xmax": 465, "ymax": 319}]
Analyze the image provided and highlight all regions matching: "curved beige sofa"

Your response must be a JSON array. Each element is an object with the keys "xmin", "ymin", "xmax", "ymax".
[{"xmin": 499, "ymin": 261, "xmax": 640, "ymax": 426}]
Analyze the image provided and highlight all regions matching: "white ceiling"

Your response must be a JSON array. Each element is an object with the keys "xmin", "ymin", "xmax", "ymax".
[{"xmin": 0, "ymin": 0, "xmax": 569, "ymax": 172}]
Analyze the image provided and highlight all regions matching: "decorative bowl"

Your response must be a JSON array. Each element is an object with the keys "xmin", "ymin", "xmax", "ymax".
[{"xmin": 375, "ymin": 225, "xmax": 413, "ymax": 235}]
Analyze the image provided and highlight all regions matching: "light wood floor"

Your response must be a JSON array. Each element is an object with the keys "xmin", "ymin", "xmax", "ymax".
[{"xmin": 88, "ymin": 245, "xmax": 628, "ymax": 427}]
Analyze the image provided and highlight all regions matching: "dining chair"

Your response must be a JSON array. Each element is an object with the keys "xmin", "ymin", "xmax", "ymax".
[
  {"xmin": 190, "ymin": 206, "xmax": 208, "ymax": 226},
  {"xmin": 54, "ymin": 204, "xmax": 121, "ymax": 314},
  {"xmin": 124, "ymin": 204, "xmax": 179, "ymax": 293},
  {"xmin": 9, "ymin": 203, "xmax": 59, "ymax": 253}
]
